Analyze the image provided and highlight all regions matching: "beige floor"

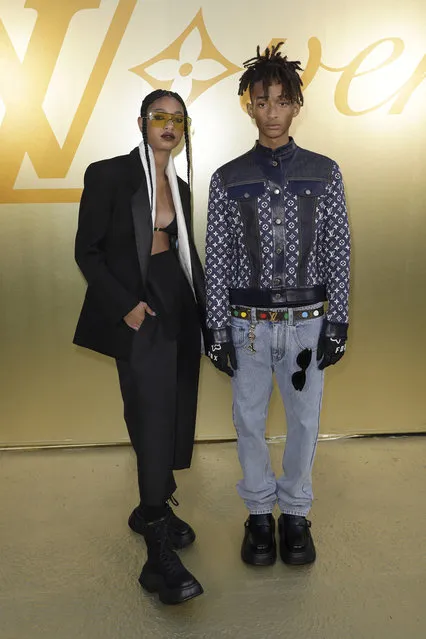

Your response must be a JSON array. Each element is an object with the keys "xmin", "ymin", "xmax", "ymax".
[{"xmin": 0, "ymin": 437, "xmax": 425, "ymax": 639}]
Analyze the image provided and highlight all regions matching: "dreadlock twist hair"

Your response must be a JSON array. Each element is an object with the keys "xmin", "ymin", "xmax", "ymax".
[
  {"xmin": 140, "ymin": 89, "xmax": 192, "ymax": 205},
  {"xmin": 238, "ymin": 42, "xmax": 304, "ymax": 105}
]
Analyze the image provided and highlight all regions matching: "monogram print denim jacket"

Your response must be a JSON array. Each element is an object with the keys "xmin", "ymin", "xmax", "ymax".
[{"xmin": 205, "ymin": 140, "xmax": 350, "ymax": 336}]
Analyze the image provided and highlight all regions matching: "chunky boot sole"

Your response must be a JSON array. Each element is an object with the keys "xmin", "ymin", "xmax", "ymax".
[
  {"xmin": 139, "ymin": 569, "xmax": 204, "ymax": 605},
  {"xmin": 128, "ymin": 511, "xmax": 196, "ymax": 550},
  {"xmin": 128, "ymin": 511, "xmax": 144, "ymax": 534},
  {"xmin": 170, "ymin": 528, "xmax": 196, "ymax": 550},
  {"xmin": 279, "ymin": 542, "xmax": 316, "ymax": 565},
  {"xmin": 241, "ymin": 543, "xmax": 277, "ymax": 566},
  {"xmin": 241, "ymin": 546, "xmax": 277, "ymax": 566}
]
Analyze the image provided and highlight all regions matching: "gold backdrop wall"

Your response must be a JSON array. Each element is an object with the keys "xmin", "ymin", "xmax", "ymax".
[{"xmin": 1, "ymin": 0, "xmax": 425, "ymax": 446}]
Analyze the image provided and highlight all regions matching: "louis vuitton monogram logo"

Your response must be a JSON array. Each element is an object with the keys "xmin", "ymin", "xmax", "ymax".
[{"xmin": 130, "ymin": 9, "xmax": 241, "ymax": 105}]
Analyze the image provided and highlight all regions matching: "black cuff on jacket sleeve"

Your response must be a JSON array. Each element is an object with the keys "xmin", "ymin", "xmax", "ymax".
[
  {"xmin": 212, "ymin": 327, "xmax": 232, "ymax": 343},
  {"xmin": 324, "ymin": 320, "xmax": 348, "ymax": 340}
]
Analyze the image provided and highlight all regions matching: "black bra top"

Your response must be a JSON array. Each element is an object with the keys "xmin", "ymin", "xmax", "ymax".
[{"xmin": 153, "ymin": 216, "xmax": 177, "ymax": 235}]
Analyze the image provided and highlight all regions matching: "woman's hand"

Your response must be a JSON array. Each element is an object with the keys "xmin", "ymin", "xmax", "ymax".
[{"xmin": 124, "ymin": 301, "xmax": 156, "ymax": 330}]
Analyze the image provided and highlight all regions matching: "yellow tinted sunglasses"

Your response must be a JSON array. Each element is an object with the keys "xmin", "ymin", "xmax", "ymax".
[{"xmin": 145, "ymin": 111, "xmax": 191, "ymax": 131}]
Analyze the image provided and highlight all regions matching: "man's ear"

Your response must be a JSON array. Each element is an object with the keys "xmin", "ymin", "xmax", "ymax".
[
  {"xmin": 292, "ymin": 103, "xmax": 301, "ymax": 118},
  {"xmin": 246, "ymin": 102, "xmax": 254, "ymax": 118}
]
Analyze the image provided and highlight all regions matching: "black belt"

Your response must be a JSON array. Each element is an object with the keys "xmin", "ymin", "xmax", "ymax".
[
  {"xmin": 231, "ymin": 305, "xmax": 324, "ymax": 322},
  {"xmin": 229, "ymin": 286, "xmax": 326, "ymax": 308}
]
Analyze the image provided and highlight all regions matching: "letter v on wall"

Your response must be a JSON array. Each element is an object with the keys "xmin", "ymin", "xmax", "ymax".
[{"xmin": 0, "ymin": 0, "xmax": 137, "ymax": 203}]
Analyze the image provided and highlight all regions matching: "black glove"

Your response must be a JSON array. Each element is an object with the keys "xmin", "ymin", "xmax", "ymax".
[
  {"xmin": 317, "ymin": 320, "xmax": 348, "ymax": 370},
  {"xmin": 208, "ymin": 342, "xmax": 237, "ymax": 377}
]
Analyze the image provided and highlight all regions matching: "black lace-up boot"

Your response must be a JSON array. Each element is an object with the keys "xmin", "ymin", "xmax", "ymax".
[
  {"xmin": 128, "ymin": 496, "xmax": 196, "ymax": 549},
  {"xmin": 139, "ymin": 516, "xmax": 203, "ymax": 605}
]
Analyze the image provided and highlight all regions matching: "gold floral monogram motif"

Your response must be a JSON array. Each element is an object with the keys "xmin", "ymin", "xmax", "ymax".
[{"xmin": 130, "ymin": 9, "xmax": 242, "ymax": 104}]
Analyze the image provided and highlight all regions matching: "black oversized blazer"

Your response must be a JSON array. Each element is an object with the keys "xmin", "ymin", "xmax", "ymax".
[{"xmin": 73, "ymin": 147, "xmax": 207, "ymax": 359}]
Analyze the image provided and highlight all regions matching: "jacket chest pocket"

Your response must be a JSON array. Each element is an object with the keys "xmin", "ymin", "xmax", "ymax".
[
  {"xmin": 226, "ymin": 181, "xmax": 266, "ymax": 204},
  {"xmin": 226, "ymin": 181, "xmax": 266, "ymax": 232},
  {"xmin": 287, "ymin": 179, "xmax": 327, "ymax": 214}
]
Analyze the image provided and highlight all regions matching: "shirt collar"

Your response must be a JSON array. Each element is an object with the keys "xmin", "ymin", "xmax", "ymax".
[{"xmin": 254, "ymin": 137, "xmax": 297, "ymax": 159}]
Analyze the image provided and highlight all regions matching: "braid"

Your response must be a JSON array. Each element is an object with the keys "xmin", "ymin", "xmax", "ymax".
[
  {"xmin": 238, "ymin": 42, "xmax": 304, "ymax": 105},
  {"xmin": 141, "ymin": 116, "xmax": 154, "ymax": 205},
  {"xmin": 184, "ymin": 123, "xmax": 191, "ymax": 200},
  {"xmin": 140, "ymin": 89, "xmax": 192, "ymax": 196}
]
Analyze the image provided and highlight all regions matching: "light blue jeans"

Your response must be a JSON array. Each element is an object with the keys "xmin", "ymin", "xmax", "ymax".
[{"xmin": 230, "ymin": 306, "xmax": 324, "ymax": 517}]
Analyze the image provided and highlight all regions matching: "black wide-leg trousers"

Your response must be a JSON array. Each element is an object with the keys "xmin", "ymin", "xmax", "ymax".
[{"xmin": 116, "ymin": 294, "xmax": 200, "ymax": 507}]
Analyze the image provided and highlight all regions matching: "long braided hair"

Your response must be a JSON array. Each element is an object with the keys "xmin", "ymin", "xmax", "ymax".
[
  {"xmin": 238, "ymin": 42, "xmax": 304, "ymax": 105},
  {"xmin": 140, "ymin": 89, "xmax": 192, "ymax": 205}
]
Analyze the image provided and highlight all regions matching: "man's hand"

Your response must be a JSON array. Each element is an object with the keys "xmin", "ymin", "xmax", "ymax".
[
  {"xmin": 124, "ymin": 301, "xmax": 156, "ymax": 331},
  {"xmin": 208, "ymin": 342, "xmax": 237, "ymax": 377},
  {"xmin": 317, "ymin": 320, "xmax": 348, "ymax": 370}
]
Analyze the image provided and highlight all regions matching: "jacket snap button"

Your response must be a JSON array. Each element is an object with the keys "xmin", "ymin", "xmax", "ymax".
[
  {"xmin": 305, "ymin": 189, "xmax": 312, "ymax": 195},
  {"xmin": 272, "ymin": 160, "xmax": 278, "ymax": 167},
  {"xmin": 274, "ymin": 188, "xmax": 280, "ymax": 195},
  {"xmin": 244, "ymin": 192, "xmax": 250, "ymax": 198},
  {"xmin": 275, "ymin": 218, "xmax": 282, "ymax": 225}
]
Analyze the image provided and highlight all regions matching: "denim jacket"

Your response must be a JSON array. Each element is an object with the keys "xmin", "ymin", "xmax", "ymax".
[{"xmin": 205, "ymin": 139, "xmax": 350, "ymax": 339}]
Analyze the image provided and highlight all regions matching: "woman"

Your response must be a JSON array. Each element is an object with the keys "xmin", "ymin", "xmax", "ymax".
[{"xmin": 74, "ymin": 90, "xmax": 207, "ymax": 604}]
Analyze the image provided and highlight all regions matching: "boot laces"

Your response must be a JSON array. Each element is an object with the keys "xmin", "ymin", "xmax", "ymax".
[{"xmin": 159, "ymin": 545, "xmax": 184, "ymax": 575}]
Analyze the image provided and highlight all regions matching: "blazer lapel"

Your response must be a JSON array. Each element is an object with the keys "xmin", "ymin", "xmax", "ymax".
[
  {"xmin": 177, "ymin": 179, "xmax": 191, "ymax": 231},
  {"xmin": 128, "ymin": 148, "xmax": 152, "ymax": 286}
]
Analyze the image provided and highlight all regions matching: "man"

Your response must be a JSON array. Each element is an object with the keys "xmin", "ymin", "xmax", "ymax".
[{"xmin": 205, "ymin": 43, "xmax": 350, "ymax": 566}]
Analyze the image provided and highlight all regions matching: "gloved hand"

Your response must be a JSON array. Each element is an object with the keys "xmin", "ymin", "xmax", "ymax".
[
  {"xmin": 317, "ymin": 320, "xmax": 348, "ymax": 370},
  {"xmin": 208, "ymin": 342, "xmax": 237, "ymax": 377}
]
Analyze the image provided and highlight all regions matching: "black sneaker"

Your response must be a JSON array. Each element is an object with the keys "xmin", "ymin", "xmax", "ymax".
[
  {"xmin": 128, "ymin": 503, "xmax": 196, "ymax": 550},
  {"xmin": 278, "ymin": 514, "xmax": 316, "ymax": 565},
  {"xmin": 241, "ymin": 514, "xmax": 276, "ymax": 566}
]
